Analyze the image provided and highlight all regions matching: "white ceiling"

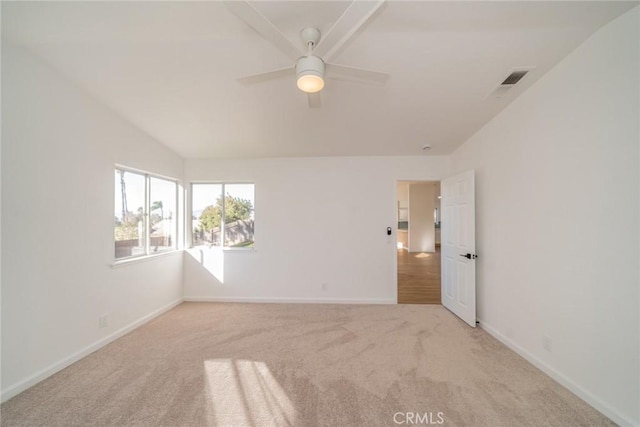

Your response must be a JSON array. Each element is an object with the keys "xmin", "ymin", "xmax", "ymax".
[{"xmin": 2, "ymin": 1, "xmax": 636, "ymax": 159}]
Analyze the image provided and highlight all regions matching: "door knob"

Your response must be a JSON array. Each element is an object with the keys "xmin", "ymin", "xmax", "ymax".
[{"xmin": 460, "ymin": 253, "xmax": 478, "ymax": 259}]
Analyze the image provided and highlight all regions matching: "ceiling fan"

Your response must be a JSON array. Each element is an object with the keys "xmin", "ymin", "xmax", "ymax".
[{"xmin": 225, "ymin": 0, "xmax": 389, "ymax": 108}]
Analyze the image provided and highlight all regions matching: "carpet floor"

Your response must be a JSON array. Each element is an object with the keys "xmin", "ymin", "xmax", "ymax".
[{"xmin": 1, "ymin": 302, "xmax": 613, "ymax": 426}]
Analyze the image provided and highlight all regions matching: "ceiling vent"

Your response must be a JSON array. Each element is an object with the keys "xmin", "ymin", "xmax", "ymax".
[
  {"xmin": 500, "ymin": 70, "xmax": 529, "ymax": 86},
  {"xmin": 489, "ymin": 67, "xmax": 535, "ymax": 99}
]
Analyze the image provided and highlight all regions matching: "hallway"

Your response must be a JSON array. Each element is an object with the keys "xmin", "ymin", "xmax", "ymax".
[{"xmin": 397, "ymin": 247, "xmax": 441, "ymax": 304}]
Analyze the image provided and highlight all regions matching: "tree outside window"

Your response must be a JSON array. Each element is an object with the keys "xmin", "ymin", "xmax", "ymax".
[
  {"xmin": 192, "ymin": 183, "xmax": 254, "ymax": 248},
  {"xmin": 114, "ymin": 169, "xmax": 178, "ymax": 259}
]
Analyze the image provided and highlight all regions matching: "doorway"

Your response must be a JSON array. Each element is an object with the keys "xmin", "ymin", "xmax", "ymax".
[{"xmin": 396, "ymin": 181, "xmax": 441, "ymax": 304}]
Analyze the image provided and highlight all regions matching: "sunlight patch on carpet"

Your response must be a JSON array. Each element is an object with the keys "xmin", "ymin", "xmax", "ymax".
[{"xmin": 205, "ymin": 359, "xmax": 297, "ymax": 426}]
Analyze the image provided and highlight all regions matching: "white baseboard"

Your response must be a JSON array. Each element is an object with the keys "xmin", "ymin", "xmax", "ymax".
[
  {"xmin": 183, "ymin": 296, "xmax": 396, "ymax": 305},
  {"xmin": 478, "ymin": 318, "xmax": 638, "ymax": 427},
  {"xmin": 1, "ymin": 298, "xmax": 183, "ymax": 403}
]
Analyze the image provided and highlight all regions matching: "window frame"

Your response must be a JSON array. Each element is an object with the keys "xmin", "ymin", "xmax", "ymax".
[
  {"xmin": 114, "ymin": 165, "xmax": 180, "ymax": 262},
  {"xmin": 190, "ymin": 182, "xmax": 255, "ymax": 250}
]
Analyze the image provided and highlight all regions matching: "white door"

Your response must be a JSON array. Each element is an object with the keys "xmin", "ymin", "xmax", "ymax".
[{"xmin": 441, "ymin": 170, "xmax": 477, "ymax": 327}]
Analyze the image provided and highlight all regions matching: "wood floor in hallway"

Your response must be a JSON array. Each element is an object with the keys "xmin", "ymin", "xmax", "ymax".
[{"xmin": 397, "ymin": 246, "xmax": 441, "ymax": 304}]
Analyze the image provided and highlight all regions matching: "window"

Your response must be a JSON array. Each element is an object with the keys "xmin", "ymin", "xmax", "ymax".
[
  {"xmin": 149, "ymin": 177, "xmax": 177, "ymax": 253},
  {"xmin": 114, "ymin": 168, "xmax": 178, "ymax": 260},
  {"xmin": 191, "ymin": 183, "xmax": 254, "ymax": 248}
]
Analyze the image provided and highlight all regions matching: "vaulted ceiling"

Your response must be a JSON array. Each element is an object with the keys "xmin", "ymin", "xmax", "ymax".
[{"xmin": 2, "ymin": 1, "xmax": 636, "ymax": 158}]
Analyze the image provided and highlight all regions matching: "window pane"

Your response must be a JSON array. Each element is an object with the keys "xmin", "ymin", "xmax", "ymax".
[
  {"xmin": 224, "ymin": 184, "xmax": 254, "ymax": 248},
  {"xmin": 192, "ymin": 184, "xmax": 223, "ymax": 246},
  {"xmin": 114, "ymin": 170, "xmax": 146, "ymax": 259},
  {"xmin": 149, "ymin": 177, "xmax": 177, "ymax": 253}
]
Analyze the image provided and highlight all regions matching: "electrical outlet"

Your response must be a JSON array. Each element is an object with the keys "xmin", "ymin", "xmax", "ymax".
[
  {"xmin": 98, "ymin": 315, "xmax": 109, "ymax": 329},
  {"xmin": 543, "ymin": 335, "xmax": 552, "ymax": 352}
]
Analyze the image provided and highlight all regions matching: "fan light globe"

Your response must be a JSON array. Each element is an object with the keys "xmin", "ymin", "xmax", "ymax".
[
  {"xmin": 296, "ymin": 56, "xmax": 325, "ymax": 93},
  {"xmin": 297, "ymin": 74, "xmax": 324, "ymax": 93}
]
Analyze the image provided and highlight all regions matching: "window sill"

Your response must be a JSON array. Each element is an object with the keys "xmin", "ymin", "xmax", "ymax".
[
  {"xmin": 189, "ymin": 245, "xmax": 256, "ymax": 253},
  {"xmin": 111, "ymin": 249, "xmax": 183, "ymax": 268}
]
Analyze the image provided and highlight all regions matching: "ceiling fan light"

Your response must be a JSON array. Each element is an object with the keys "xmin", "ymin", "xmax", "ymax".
[
  {"xmin": 297, "ymin": 74, "xmax": 324, "ymax": 93},
  {"xmin": 296, "ymin": 55, "xmax": 325, "ymax": 93}
]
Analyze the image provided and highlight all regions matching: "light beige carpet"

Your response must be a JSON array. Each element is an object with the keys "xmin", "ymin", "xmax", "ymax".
[{"xmin": 1, "ymin": 302, "xmax": 613, "ymax": 426}]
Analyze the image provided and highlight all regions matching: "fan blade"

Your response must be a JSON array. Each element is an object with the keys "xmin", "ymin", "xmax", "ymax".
[
  {"xmin": 312, "ymin": 0, "xmax": 385, "ymax": 62},
  {"xmin": 326, "ymin": 63, "xmax": 389, "ymax": 86},
  {"xmin": 238, "ymin": 66, "xmax": 295, "ymax": 85},
  {"xmin": 225, "ymin": 1, "xmax": 303, "ymax": 61},
  {"xmin": 308, "ymin": 93, "xmax": 322, "ymax": 108}
]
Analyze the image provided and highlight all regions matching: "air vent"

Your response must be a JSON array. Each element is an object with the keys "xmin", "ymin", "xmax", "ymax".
[
  {"xmin": 488, "ymin": 67, "xmax": 535, "ymax": 99},
  {"xmin": 501, "ymin": 70, "xmax": 529, "ymax": 86}
]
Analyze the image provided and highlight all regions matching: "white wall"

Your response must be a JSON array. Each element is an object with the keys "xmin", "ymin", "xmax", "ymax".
[
  {"xmin": 1, "ymin": 42, "xmax": 184, "ymax": 400},
  {"xmin": 408, "ymin": 183, "xmax": 435, "ymax": 253},
  {"xmin": 184, "ymin": 156, "xmax": 449, "ymax": 303},
  {"xmin": 450, "ymin": 8, "xmax": 639, "ymax": 426}
]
